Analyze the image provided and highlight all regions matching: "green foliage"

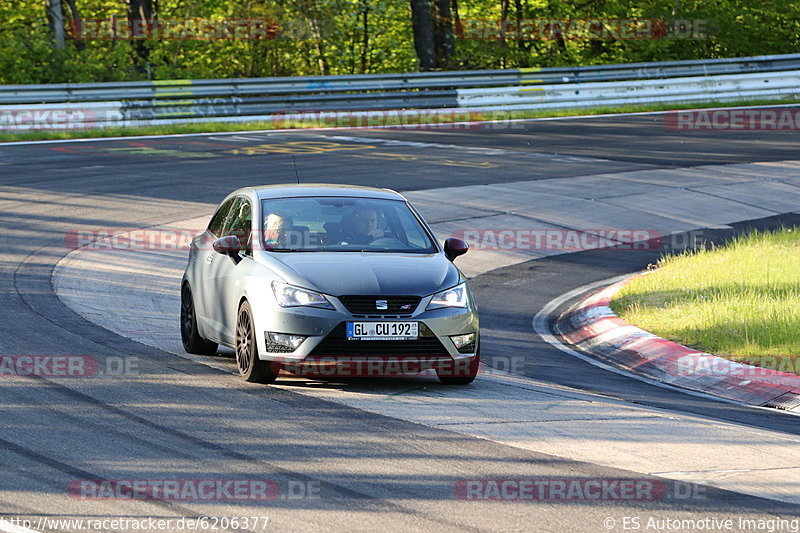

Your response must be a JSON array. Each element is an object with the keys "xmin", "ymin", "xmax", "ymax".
[
  {"xmin": 611, "ymin": 227, "xmax": 800, "ymax": 365},
  {"xmin": 1, "ymin": 0, "xmax": 798, "ymax": 83}
]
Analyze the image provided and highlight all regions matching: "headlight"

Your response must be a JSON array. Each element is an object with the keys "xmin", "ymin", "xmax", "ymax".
[
  {"xmin": 427, "ymin": 283, "xmax": 469, "ymax": 310},
  {"xmin": 272, "ymin": 281, "xmax": 334, "ymax": 309}
]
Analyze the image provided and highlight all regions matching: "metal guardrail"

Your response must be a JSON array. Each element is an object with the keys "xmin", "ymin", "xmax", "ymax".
[
  {"xmin": 458, "ymin": 71, "xmax": 800, "ymax": 110},
  {"xmin": 1, "ymin": 53, "xmax": 800, "ymax": 129}
]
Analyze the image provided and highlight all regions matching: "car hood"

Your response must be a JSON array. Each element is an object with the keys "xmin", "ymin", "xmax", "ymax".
[{"xmin": 267, "ymin": 253, "xmax": 461, "ymax": 296}]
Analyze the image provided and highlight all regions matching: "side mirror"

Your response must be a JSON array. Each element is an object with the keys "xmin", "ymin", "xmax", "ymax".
[
  {"xmin": 444, "ymin": 237, "xmax": 469, "ymax": 262},
  {"xmin": 213, "ymin": 235, "xmax": 242, "ymax": 260}
]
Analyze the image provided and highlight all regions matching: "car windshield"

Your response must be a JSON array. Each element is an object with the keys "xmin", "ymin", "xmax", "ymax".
[{"xmin": 260, "ymin": 197, "xmax": 437, "ymax": 253}]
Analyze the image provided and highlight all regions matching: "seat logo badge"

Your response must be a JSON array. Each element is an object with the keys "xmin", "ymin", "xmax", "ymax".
[{"xmin": 376, "ymin": 300, "xmax": 388, "ymax": 310}]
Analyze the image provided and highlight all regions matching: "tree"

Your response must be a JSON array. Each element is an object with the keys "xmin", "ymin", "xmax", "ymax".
[
  {"xmin": 45, "ymin": 0, "xmax": 66, "ymax": 48},
  {"xmin": 63, "ymin": 0, "xmax": 85, "ymax": 51},
  {"xmin": 410, "ymin": 0, "xmax": 455, "ymax": 70},
  {"xmin": 128, "ymin": 0, "xmax": 157, "ymax": 73},
  {"xmin": 432, "ymin": 0, "xmax": 455, "ymax": 68},
  {"xmin": 298, "ymin": 0, "xmax": 331, "ymax": 75},
  {"xmin": 360, "ymin": 2, "xmax": 370, "ymax": 73},
  {"xmin": 410, "ymin": 0, "xmax": 437, "ymax": 69}
]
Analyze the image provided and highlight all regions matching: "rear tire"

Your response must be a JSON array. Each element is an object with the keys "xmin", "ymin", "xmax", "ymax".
[
  {"xmin": 181, "ymin": 283, "xmax": 218, "ymax": 356},
  {"xmin": 235, "ymin": 300, "xmax": 279, "ymax": 383},
  {"xmin": 437, "ymin": 345, "xmax": 480, "ymax": 385}
]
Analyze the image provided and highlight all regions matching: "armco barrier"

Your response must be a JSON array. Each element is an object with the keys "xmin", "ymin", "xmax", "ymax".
[
  {"xmin": 2, "ymin": 53, "xmax": 800, "ymax": 130},
  {"xmin": 456, "ymin": 71, "xmax": 800, "ymax": 110}
]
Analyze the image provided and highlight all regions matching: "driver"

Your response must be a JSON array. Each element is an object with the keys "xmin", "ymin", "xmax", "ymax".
[{"xmin": 340, "ymin": 206, "xmax": 387, "ymax": 244}]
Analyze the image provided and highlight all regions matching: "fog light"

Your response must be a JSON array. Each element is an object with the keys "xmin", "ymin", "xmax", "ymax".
[
  {"xmin": 266, "ymin": 332, "xmax": 306, "ymax": 351},
  {"xmin": 450, "ymin": 333, "xmax": 475, "ymax": 350}
]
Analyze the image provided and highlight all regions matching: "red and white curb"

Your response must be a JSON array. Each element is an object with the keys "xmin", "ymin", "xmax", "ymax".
[{"xmin": 557, "ymin": 276, "xmax": 800, "ymax": 412}]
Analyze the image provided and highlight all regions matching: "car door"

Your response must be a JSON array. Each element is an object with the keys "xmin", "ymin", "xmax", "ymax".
[
  {"xmin": 192, "ymin": 197, "xmax": 235, "ymax": 337},
  {"xmin": 202, "ymin": 196, "xmax": 253, "ymax": 345}
]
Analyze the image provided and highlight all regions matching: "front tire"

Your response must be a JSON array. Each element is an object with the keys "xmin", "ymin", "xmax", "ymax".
[
  {"xmin": 181, "ymin": 283, "xmax": 218, "ymax": 356},
  {"xmin": 235, "ymin": 300, "xmax": 279, "ymax": 383}
]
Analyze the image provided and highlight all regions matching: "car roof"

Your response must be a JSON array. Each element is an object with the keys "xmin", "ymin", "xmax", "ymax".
[{"xmin": 235, "ymin": 184, "xmax": 406, "ymax": 201}]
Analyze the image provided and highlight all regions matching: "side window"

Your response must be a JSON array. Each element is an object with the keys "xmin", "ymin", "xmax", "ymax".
[
  {"xmin": 223, "ymin": 198, "xmax": 253, "ymax": 254},
  {"xmin": 208, "ymin": 198, "xmax": 235, "ymax": 237}
]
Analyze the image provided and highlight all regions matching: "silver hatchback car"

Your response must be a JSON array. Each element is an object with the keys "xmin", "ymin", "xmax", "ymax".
[{"xmin": 181, "ymin": 184, "xmax": 479, "ymax": 384}]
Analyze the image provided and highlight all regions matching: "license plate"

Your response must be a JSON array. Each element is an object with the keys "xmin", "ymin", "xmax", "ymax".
[{"xmin": 347, "ymin": 322, "xmax": 418, "ymax": 341}]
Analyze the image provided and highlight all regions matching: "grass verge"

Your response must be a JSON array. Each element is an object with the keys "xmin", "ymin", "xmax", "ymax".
[
  {"xmin": 2, "ymin": 96, "xmax": 800, "ymax": 143},
  {"xmin": 610, "ymin": 227, "xmax": 800, "ymax": 375}
]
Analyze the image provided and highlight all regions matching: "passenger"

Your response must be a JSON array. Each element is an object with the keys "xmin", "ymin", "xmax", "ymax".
[{"xmin": 263, "ymin": 213, "xmax": 292, "ymax": 247}]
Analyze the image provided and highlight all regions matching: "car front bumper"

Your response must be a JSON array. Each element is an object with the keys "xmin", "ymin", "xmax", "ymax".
[{"xmin": 250, "ymin": 294, "xmax": 479, "ymax": 370}]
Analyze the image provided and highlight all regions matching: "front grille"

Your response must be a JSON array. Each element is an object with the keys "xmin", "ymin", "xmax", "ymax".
[
  {"xmin": 265, "ymin": 342, "xmax": 294, "ymax": 353},
  {"xmin": 309, "ymin": 322, "xmax": 450, "ymax": 357},
  {"xmin": 338, "ymin": 295, "xmax": 421, "ymax": 315}
]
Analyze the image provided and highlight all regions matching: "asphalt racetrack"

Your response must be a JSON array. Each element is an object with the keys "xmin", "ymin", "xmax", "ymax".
[{"xmin": 2, "ymin": 113, "xmax": 800, "ymax": 532}]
